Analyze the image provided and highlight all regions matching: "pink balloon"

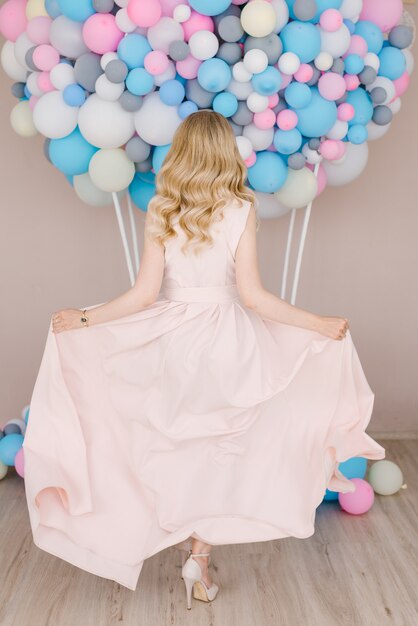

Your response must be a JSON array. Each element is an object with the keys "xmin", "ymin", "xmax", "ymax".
[
  {"xmin": 0, "ymin": 0, "xmax": 27, "ymax": 42},
  {"xmin": 277, "ymin": 109, "xmax": 298, "ymax": 131},
  {"xmin": 26, "ymin": 16, "xmax": 52, "ymax": 45},
  {"xmin": 160, "ymin": 0, "xmax": 184, "ymax": 16},
  {"xmin": 338, "ymin": 478, "xmax": 375, "ymax": 515},
  {"xmin": 337, "ymin": 102, "xmax": 355, "ymax": 121},
  {"xmin": 14, "ymin": 447, "xmax": 24, "ymax": 478},
  {"xmin": 344, "ymin": 73, "xmax": 360, "ymax": 91},
  {"xmin": 254, "ymin": 108, "xmax": 276, "ymax": 130},
  {"xmin": 318, "ymin": 72, "xmax": 346, "ymax": 101},
  {"xmin": 345, "ymin": 34, "xmax": 368, "ymax": 57},
  {"xmin": 319, "ymin": 8, "xmax": 343, "ymax": 32},
  {"xmin": 245, "ymin": 151, "xmax": 256, "ymax": 167},
  {"xmin": 294, "ymin": 63, "xmax": 314, "ymax": 83},
  {"xmin": 37, "ymin": 71, "xmax": 54, "ymax": 92},
  {"xmin": 176, "ymin": 54, "xmax": 201, "ymax": 79},
  {"xmin": 320, "ymin": 139, "xmax": 343, "ymax": 160},
  {"xmin": 82, "ymin": 14, "xmax": 124, "ymax": 55},
  {"xmin": 268, "ymin": 93, "xmax": 279, "ymax": 108},
  {"xmin": 392, "ymin": 71, "xmax": 410, "ymax": 98},
  {"xmin": 360, "ymin": 0, "xmax": 403, "ymax": 33},
  {"xmin": 127, "ymin": 0, "xmax": 162, "ymax": 28},
  {"xmin": 33, "ymin": 44, "xmax": 60, "ymax": 72},
  {"xmin": 182, "ymin": 10, "xmax": 214, "ymax": 42},
  {"xmin": 307, "ymin": 162, "xmax": 327, "ymax": 196},
  {"xmin": 29, "ymin": 95, "xmax": 39, "ymax": 111},
  {"xmin": 144, "ymin": 50, "xmax": 169, "ymax": 75}
]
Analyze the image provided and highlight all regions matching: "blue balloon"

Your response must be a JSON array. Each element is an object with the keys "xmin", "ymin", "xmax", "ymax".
[
  {"xmin": 286, "ymin": 0, "xmax": 342, "ymax": 22},
  {"xmin": 57, "ymin": 0, "xmax": 95, "ymax": 21},
  {"xmin": 378, "ymin": 46, "xmax": 407, "ymax": 80},
  {"xmin": 117, "ymin": 34, "xmax": 152, "ymax": 70},
  {"xmin": 197, "ymin": 58, "xmax": 232, "ymax": 93},
  {"xmin": 65, "ymin": 174, "xmax": 74, "ymax": 185},
  {"xmin": 136, "ymin": 170, "xmax": 155, "ymax": 185},
  {"xmin": 23, "ymin": 406, "xmax": 30, "ymax": 423},
  {"xmin": 347, "ymin": 123, "xmax": 368, "ymax": 144},
  {"xmin": 159, "ymin": 79, "xmax": 185, "ymax": 106},
  {"xmin": 0, "ymin": 433, "xmax": 24, "ymax": 466},
  {"xmin": 247, "ymin": 151, "xmax": 288, "ymax": 193},
  {"xmin": 189, "ymin": 0, "xmax": 232, "ymax": 16},
  {"xmin": 251, "ymin": 66, "xmax": 282, "ymax": 96},
  {"xmin": 49, "ymin": 127, "xmax": 98, "ymax": 176},
  {"xmin": 45, "ymin": 0, "xmax": 61, "ymax": 18},
  {"xmin": 126, "ymin": 68, "xmax": 154, "ymax": 96},
  {"xmin": 273, "ymin": 128, "xmax": 303, "ymax": 155},
  {"xmin": 129, "ymin": 175, "xmax": 156, "ymax": 211},
  {"xmin": 284, "ymin": 82, "xmax": 312, "ymax": 108},
  {"xmin": 24, "ymin": 84, "xmax": 31, "ymax": 99},
  {"xmin": 343, "ymin": 19, "xmax": 356, "ymax": 35},
  {"xmin": 280, "ymin": 21, "xmax": 321, "ymax": 63},
  {"xmin": 212, "ymin": 91, "xmax": 238, "ymax": 117},
  {"xmin": 293, "ymin": 87, "xmax": 338, "ymax": 137},
  {"xmin": 354, "ymin": 20, "xmax": 384, "ymax": 55},
  {"xmin": 344, "ymin": 54, "xmax": 365, "ymax": 75},
  {"xmin": 63, "ymin": 83, "xmax": 86, "ymax": 107},
  {"xmin": 178, "ymin": 100, "xmax": 198, "ymax": 118},
  {"xmin": 152, "ymin": 144, "xmax": 171, "ymax": 173},
  {"xmin": 345, "ymin": 88, "xmax": 374, "ymax": 125}
]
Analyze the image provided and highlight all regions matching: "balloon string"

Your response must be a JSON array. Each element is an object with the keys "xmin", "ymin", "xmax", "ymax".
[
  {"xmin": 280, "ymin": 207, "xmax": 296, "ymax": 300},
  {"xmin": 111, "ymin": 192, "xmax": 135, "ymax": 287},
  {"xmin": 126, "ymin": 192, "xmax": 140, "ymax": 274}
]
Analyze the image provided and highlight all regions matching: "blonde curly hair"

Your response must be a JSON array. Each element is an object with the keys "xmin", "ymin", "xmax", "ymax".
[{"xmin": 146, "ymin": 109, "xmax": 259, "ymax": 255}]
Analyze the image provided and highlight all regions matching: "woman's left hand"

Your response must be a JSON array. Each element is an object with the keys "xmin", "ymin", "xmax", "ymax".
[{"xmin": 51, "ymin": 308, "xmax": 87, "ymax": 333}]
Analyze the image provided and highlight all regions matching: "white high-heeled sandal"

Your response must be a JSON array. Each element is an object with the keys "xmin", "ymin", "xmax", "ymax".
[{"xmin": 181, "ymin": 550, "xmax": 219, "ymax": 610}]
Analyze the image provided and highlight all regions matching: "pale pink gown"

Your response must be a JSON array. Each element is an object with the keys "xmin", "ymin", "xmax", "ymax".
[{"xmin": 23, "ymin": 198, "xmax": 385, "ymax": 591}]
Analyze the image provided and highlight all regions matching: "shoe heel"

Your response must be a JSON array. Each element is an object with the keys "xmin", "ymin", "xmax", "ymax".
[{"xmin": 183, "ymin": 575, "xmax": 196, "ymax": 610}]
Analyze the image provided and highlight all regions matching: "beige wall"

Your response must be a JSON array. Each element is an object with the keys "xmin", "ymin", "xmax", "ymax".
[{"xmin": 1, "ymin": 17, "xmax": 417, "ymax": 434}]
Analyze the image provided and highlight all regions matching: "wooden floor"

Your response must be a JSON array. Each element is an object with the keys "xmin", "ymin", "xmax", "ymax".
[{"xmin": 0, "ymin": 438, "xmax": 417, "ymax": 626}]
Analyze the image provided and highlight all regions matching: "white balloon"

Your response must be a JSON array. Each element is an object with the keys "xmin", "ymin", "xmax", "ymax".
[
  {"xmin": 33, "ymin": 90, "xmax": 78, "ymax": 138},
  {"xmin": 326, "ymin": 119, "xmax": 348, "ymax": 140},
  {"xmin": 74, "ymin": 172, "xmax": 126, "ymax": 206},
  {"xmin": 147, "ymin": 17, "xmax": 184, "ymax": 54},
  {"xmin": 322, "ymin": 141, "xmax": 369, "ymax": 185},
  {"xmin": 173, "ymin": 4, "xmax": 191, "ymax": 22},
  {"xmin": 50, "ymin": 15, "xmax": 89, "ymax": 58},
  {"xmin": 115, "ymin": 8, "xmax": 137, "ymax": 33},
  {"xmin": 403, "ymin": 49, "xmax": 414, "ymax": 75},
  {"xmin": 79, "ymin": 94, "xmax": 135, "ymax": 148},
  {"xmin": 241, "ymin": 1, "xmax": 277, "ymax": 38},
  {"xmin": 243, "ymin": 49, "xmax": 268, "ymax": 74},
  {"xmin": 339, "ymin": 0, "xmax": 362, "ymax": 21},
  {"xmin": 10, "ymin": 100, "xmax": 38, "ymax": 137},
  {"xmin": 95, "ymin": 74, "xmax": 125, "ymax": 101},
  {"xmin": 319, "ymin": 24, "xmax": 351, "ymax": 58},
  {"xmin": 100, "ymin": 52, "xmax": 119, "ymax": 71},
  {"xmin": 275, "ymin": 167, "xmax": 318, "ymax": 209},
  {"xmin": 242, "ymin": 123, "xmax": 274, "ymax": 151},
  {"xmin": 134, "ymin": 91, "xmax": 182, "ymax": 145},
  {"xmin": 314, "ymin": 51, "xmax": 333, "ymax": 71},
  {"xmin": 302, "ymin": 144, "xmax": 322, "ymax": 164},
  {"xmin": 278, "ymin": 51, "xmax": 300, "ymax": 75},
  {"xmin": 189, "ymin": 30, "xmax": 219, "ymax": 61},
  {"xmin": 153, "ymin": 60, "xmax": 176, "ymax": 86},
  {"xmin": 366, "ymin": 119, "xmax": 392, "ymax": 140},
  {"xmin": 89, "ymin": 148, "xmax": 135, "ymax": 192},
  {"xmin": 14, "ymin": 32, "xmax": 34, "ymax": 71},
  {"xmin": 1, "ymin": 41, "xmax": 27, "ymax": 81},
  {"xmin": 226, "ymin": 78, "xmax": 254, "ymax": 100},
  {"xmin": 236, "ymin": 135, "xmax": 253, "ymax": 160},
  {"xmin": 50, "ymin": 62, "xmax": 76, "ymax": 89},
  {"xmin": 365, "ymin": 76, "xmax": 395, "ymax": 104},
  {"xmin": 363, "ymin": 52, "xmax": 380, "ymax": 72},
  {"xmin": 388, "ymin": 97, "xmax": 401, "ymax": 114},
  {"xmin": 247, "ymin": 92, "xmax": 269, "ymax": 113},
  {"xmin": 114, "ymin": 0, "xmax": 128, "ymax": 6},
  {"xmin": 233, "ymin": 61, "xmax": 252, "ymax": 82},
  {"xmin": 26, "ymin": 72, "xmax": 44, "ymax": 97},
  {"xmin": 271, "ymin": 0, "xmax": 290, "ymax": 34}
]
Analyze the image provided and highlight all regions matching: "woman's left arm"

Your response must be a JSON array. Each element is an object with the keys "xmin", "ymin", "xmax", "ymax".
[{"xmin": 52, "ymin": 208, "xmax": 165, "ymax": 333}]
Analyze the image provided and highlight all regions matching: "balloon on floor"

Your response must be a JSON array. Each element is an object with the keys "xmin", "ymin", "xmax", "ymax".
[{"xmin": 0, "ymin": 0, "xmax": 415, "ymax": 212}]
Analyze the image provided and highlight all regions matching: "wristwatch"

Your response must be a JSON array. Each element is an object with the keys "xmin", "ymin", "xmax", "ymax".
[{"xmin": 80, "ymin": 309, "xmax": 89, "ymax": 327}]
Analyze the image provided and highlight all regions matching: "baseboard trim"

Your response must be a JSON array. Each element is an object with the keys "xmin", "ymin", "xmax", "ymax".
[{"xmin": 368, "ymin": 431, "xmax": 418, "ymax": 440}]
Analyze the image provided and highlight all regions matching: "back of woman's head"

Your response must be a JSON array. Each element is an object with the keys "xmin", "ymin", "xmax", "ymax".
[{"xmin": 147, "ymin": 109, "xmax": 258, "ymax": 254}]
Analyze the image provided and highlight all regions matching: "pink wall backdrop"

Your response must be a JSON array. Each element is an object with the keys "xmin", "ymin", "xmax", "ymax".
[{"xmin": 1, "ymin": 11, "xmax": 417, "ymax": 435}]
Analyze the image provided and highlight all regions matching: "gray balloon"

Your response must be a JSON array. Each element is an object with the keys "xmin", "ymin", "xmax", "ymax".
[
  {"xmin": 218, "ymin": 16, "xmax": 244, "ymax": 43},
  {"xmin": 244, "ymin": 34, "xmax": 282, "ymax": 64},
  {"xmin": 359, "ymin": 66, "xmax": 377, "ymax": 85},
  {"xmin": 11, "ymin": 82, "xmax": 25, "ymax": 98},
  {"xmin": 388, "ymin": 25, "xmax": 413, "ymax": 49},
  {"xmin": 217, "ymin": 42, "xmax": 242, "ymax": 65},
  {"xmin": 43, "ymin": 138, "xmax": 52, "ymax": 163},
  {"xmin": 168, "ymin": 40, "xmax": 189, "ymax": 61},
  {"xmin": 372, "ymin": 105, "xmax": 393, "ymax": 125},
  {"xmin": 213, "ymin": 3, "xmax": 240, "ymax": 26},
  {"xmin": 119, "ymin": 90, "xmax": 143, "ymax": 112},
  {"xmin": 74, "ymin": 52, "xmax": 103, "ymax": 92},
  {"xmin": 105, "ymin": 59, "xmax": 128, "ymax": 83},
  {"xmin": 25, "ymin": 46, "xmax": 38, "ymax": 72},
  {"xmin": 331, "ymin": 58, "xmax": 344, "ymax": 75},
  {"xmin": 125, "ymin": 136, "xmax": 151, "ymax": 163},
  {"xmin": 335, "ymin": 92, "xmax": 348, "ymax": 105},
  {"xmin": 228, "ymin": 120, "xmax": 243, "ymax": 136},
  {"xmin": 370, "ymin": 86, "xmax": 387, "ymax": 104},
  {"xmin": 135, "ymin": 156, "xmax": 152, "ymax": 173},
  {"xmin": 308, "ymin": 138, "xmax": 320, "ymax": 150},
  {"xmin": 93, "ymin": 0, "xmax": 114, "ymax": 12},
  {"xmin": 4, "ymin": 424, "xmax": 21, "ymax": 435},
  {"xmin": 231, "ymin": 101, "xmax": 253, "ymax": 126},
  {"xmin": 293, "ymin": 0, "xmax": 317, "ymax": 21},
  {"xmin": 306, "ymin": 64, "xmax": 321, "ymax": 86},
  {"xmin": 288, "ymin": 152, "xmax": 306, "ymax": 169},
  {"xmin": 185, "ymin": 79, "xmax": 214, "ymax": 108},
  {"xmin": 272, "ymin": 99, "xmax": 288, "ymax": 115},
  {"xmin": 0, "ymin": 430, "xmax": 3, "ymax": 440}
]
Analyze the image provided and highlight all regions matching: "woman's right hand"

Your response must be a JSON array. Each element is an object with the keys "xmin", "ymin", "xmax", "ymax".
[{"xmin": 315, "ymin": 315, "xmax": 349, "ymax": 340}]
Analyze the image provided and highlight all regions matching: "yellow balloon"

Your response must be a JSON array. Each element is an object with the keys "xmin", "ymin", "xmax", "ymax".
[
  {"xmin": 10, "ymin": 101, "xmax": 39, "ymax": 138},
  {"xmin": 240, "ymin": 1, "xmax": 276, "ymax": 38},
  {"xmin": 275, "ymin": 167, "xmax": 318, "ymax": 209},
  {"xmin": 26, "ymin": 0, "xmax": 48, "ymax": 20}
]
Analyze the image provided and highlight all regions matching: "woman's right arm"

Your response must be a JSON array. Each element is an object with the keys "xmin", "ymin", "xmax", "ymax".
[{"xmin": 235, "ymin": 205, "xmax": 349, "ymax": 340}]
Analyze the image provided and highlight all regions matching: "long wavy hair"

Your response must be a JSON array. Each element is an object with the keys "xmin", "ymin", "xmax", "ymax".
[{"xmin": 146, "ymin": 109, "xmax": 260, "ymax": 255}]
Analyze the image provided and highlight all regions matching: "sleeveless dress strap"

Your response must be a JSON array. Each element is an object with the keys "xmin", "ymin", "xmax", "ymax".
[{"xmin": 226, "ymin": 199, "xmax": 253, "ymax": 260}]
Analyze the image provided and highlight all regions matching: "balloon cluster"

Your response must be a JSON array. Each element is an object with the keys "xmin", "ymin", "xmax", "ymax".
[
  {"xmin": 0, "ymin": 0, "xmax": 415, "ymax": 210},
  {"xmin": 0, "ymin": 404, "xmax": 29, "ymax": 480}
]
